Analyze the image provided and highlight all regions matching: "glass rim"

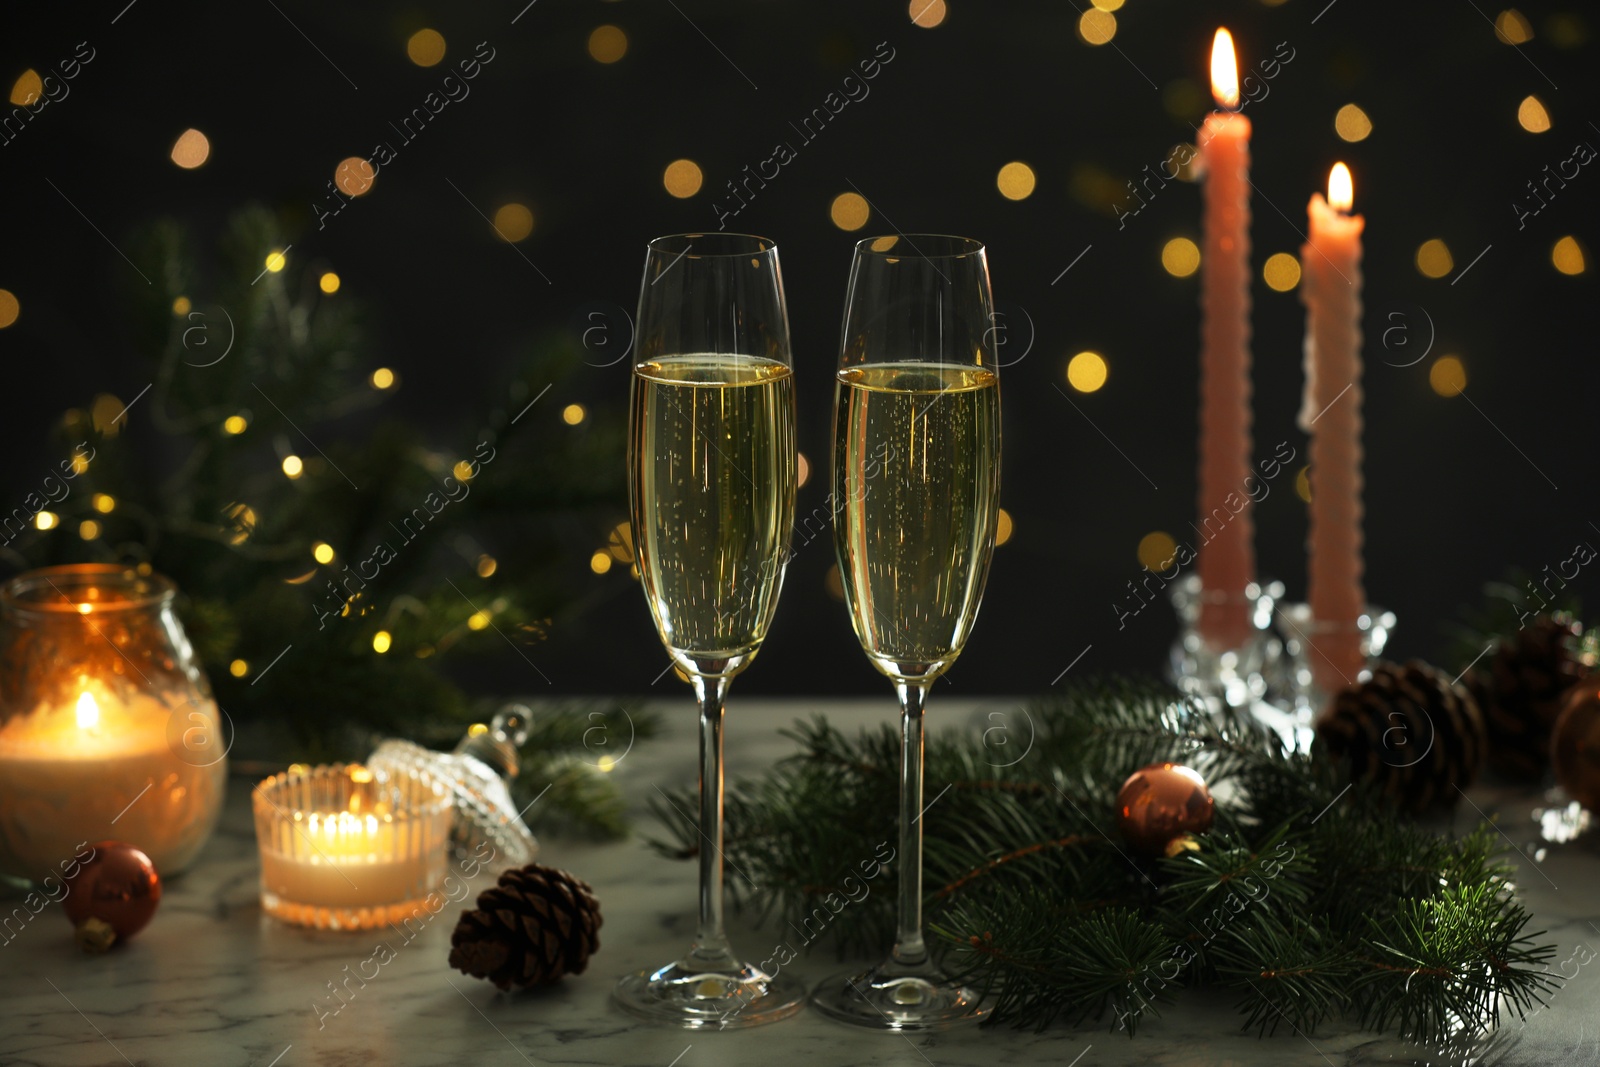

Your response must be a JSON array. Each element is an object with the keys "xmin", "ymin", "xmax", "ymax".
[
  {"xmin": 1, "ymin": 563, "xmax": 176, "ymax": 616},
  {"xmin": 252, "ymin": 761, "xmax": 452, "ymax": 817},
  {"xmin": 646, "ymin": 232, "xmax": 777, "ymax": 258},
  {"xmin": 853, "ymin": 233, "xmax": 985, "ymax": 260}
]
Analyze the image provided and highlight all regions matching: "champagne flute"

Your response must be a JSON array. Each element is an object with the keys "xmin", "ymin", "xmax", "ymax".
[
  {"xmin": 812, "ymin": 235, "xmax": 1000, "ymax": 1030},
  {"xmin": 614, "ymin": 233, "xmax": 806, "ymax": 1028}
]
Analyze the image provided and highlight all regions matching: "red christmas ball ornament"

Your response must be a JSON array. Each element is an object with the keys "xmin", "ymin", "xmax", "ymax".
[
  {"xmin": 62, "ymin": 841, "xmax": 162, "ymax": 952},
  {"xmin": 1116, "ymin": 762, "xmax": 1215, "ymax": 857}
]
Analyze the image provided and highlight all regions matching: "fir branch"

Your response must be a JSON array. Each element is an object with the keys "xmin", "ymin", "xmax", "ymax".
[
  {"xmin": 1209, "ymin": 915, "xmax": 1356, "ymax": 1037},
  {"xmin": 508, "ymin": 704, "xmax": 659, "ymax": 840},
  {"xmin": 1353, "ymin": 883, "xmax": 1559, "ymax": 1045},
  {"xmin": 516, "ymin": 753, "xmax": 630, "ymax": 840},
  {"xmin": 11, "ymin": 203, "xmax": 632, "ymax": 761},
  {"xmin": 935, "ymin": 834, "xmax": 1104, "ymax": 901},
  {"xmin": 652, "ymin": 681, "xmax": 1561, "ymax": 1038},
  {"xmin": 1442, "ymin": 570, "xmax": 1588, "ymax": 673},
  {"xmin": 936, "ymin": 904, "xmax": 1174, "ymax": 1034}
]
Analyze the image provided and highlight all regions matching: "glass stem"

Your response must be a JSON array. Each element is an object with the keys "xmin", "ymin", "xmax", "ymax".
[
  {"xmin": 688, "ymin": 673, "xmax": 738, "ymax": 969},
  {"xmin": 892, "ymin": 680, "xmax": 931, "ymax": 969}
]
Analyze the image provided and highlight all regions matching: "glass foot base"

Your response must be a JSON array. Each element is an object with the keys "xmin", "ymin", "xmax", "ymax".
[
  {"xmin": 614, "ymin": 962, "xmax": 806, "ymax": 1029},
  {"xmin": 811, "ymin": 965, "xmax": 987, "ymax": 1031}
]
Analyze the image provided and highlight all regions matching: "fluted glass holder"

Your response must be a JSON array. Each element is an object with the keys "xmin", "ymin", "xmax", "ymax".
[
  {"xmin": 254, "ymin": 763, "xmax": 451, "ymax": 931},
  {"xmin": 1169, "ymin": 575, "xmax": 1283, "ymax": 709}
]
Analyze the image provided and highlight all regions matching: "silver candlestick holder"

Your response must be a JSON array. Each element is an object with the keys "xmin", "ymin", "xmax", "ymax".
[
  {"xmin": 1248, "ymin": 604, "xmax": 1388, "ymax": 755},
  {"xmin": 1271, "ymin": 602, "xmax": 1397, "ymax": 735},
  {"xmin": 1168, "ymin": 574, "xmax": 1284, "ymax": 710}
]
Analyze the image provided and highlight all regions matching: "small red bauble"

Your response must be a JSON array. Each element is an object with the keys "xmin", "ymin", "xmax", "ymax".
[
  {"xmin": 1116, "ymin": 762, "xmax": 1215, "ymax": 856},
  {"xmin": 62, "ymin": 840, "xmax": 162, "ymax": 950}
]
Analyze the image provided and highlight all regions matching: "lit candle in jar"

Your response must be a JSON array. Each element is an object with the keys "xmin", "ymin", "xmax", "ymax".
[
  {"xmin": 0, "ymin": 682, "xmax": 226, "ymax": 882},
  {"xmin": 0, "ymin": 565, "xmax": 229, "ymax": 883}
]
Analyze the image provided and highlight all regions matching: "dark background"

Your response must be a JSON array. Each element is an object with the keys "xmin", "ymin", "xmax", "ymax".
[{"xmin": 2, "ymin": 0, "xmax": 1595, "ymax": 698}]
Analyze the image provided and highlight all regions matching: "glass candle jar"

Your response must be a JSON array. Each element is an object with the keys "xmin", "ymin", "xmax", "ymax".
[
  {"xmin": 254, "ymin": 763, "xmax": 451, "ymax": 931},
  {"xmin": 0, "ymin": 564, "xmax": 228, "ymax": 883}
]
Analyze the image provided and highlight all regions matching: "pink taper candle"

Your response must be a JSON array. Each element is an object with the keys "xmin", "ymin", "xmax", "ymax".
[
  {"xmin": 1300, "ymin": 162, "xmax": 1367, "ymax": 702},
  {"xmin": 1196, "ymin": 28, "xmax": 1257, "ymax": 651}
]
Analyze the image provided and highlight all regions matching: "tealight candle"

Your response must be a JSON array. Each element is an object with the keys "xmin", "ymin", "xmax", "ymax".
[{"xmin": 253, "ymin": 763, "xmax": 451, "ymax": 930}]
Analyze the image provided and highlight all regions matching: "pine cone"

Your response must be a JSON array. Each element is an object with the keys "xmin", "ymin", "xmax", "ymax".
[
  {"xmin": 448, "ymin": 864, "xmax": 602, "ymax": 989},
  {"xmin": 1317, "ymin": 660, "xmax": 1486, "ymax": 813},
  {"xmin": 1466, "ymin": 613, "xmax": 1587, "ymax": 780}
]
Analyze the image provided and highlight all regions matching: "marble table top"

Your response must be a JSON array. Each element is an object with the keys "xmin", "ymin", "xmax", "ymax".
[{"xmin": 4, "ymin": 697, "xmax": 1598, "ymax": 1067}]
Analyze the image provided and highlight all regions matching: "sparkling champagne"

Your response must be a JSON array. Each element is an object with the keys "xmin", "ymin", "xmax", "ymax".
[
  {"xmin": 631, "ymin": 354, "xmax": 796, "ymax": 668},
  {"xmin": 832, "ymin": 362, "xmax": 1000, "ymax": 681}
]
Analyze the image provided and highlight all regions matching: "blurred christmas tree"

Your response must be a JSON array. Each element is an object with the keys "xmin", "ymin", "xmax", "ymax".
[{"xmin": 0, "ymin": 206, "xmax": 650, "ymax": 832}]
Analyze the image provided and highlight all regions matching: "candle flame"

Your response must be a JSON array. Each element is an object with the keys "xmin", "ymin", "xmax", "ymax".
[
  {"xmin": 1328, "ymin": 162, "xmax": 1354, "ymax": 212},
  {"xmin": 1210, "ymin": 28, "xmax": 1240, "ymax": 110},
  {"xmin": 307, "ymin": 810, "xmax": 381, "ymax": 839},
  {"xmin": 76, "ymin": 691, "xmax": 100, "ymax": 730}
]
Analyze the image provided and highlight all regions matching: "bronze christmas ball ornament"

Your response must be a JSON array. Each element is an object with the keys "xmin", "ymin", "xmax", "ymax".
[
  {"xmin": 61, "ymin": 841, "xmax": 162, "ymax": 951},
  {"xmin": 1551, "ymin": 681, "xmax": 1600, "ymax": 811},
  {"xmin": 1116, "ymin": 762, "xmax": 1214, "ymax": 857}
]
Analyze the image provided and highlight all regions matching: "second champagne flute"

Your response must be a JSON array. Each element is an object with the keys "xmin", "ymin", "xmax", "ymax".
[
  {"xmin": 812, "ymin": 235, "xmax": 1001, "ymax": 1030},
  {"xmin": 614, "ymin": 233, "xmax": 805, "ymax": 1028}
]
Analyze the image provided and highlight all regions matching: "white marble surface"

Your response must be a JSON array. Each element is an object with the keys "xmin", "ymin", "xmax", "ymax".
[{"xmin": 3, "ymin": 697, "xmax": 1598, "ymax": 1067}]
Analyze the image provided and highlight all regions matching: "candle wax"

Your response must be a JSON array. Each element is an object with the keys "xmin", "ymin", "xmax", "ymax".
[
  {"xmin": 1301, "ymin": 190, "xmax": 1368, "ymax": 699},
  {"xmin": 1196, "ymin": 108, "xmax": 1258, "ymax": 651},
  {"xmin": 0, "ymin": 690, "xmax": 227, "ymax": 881}
]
